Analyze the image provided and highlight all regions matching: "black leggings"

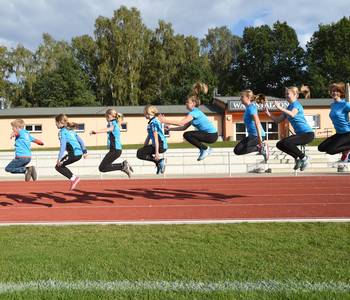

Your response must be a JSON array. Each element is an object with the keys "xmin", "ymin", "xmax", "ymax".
[
  {"xmin": 318, "ymin": 132, "xmax": 350, "ymax": 155},
  {"xmin": 276, "ymin": 132, "xmax": 314, "ymax": 159},
  {"xmin": 183, "ymin": 131, "xmax": 218, "ymax": 150},
  {"xmin": 234, "ymin": 136, "xmax": 259, "ymax": 155},
  {"xmin": 99, "ymin": 149, "xmax": 123, "ymax": 172},
  {"xmin": 55, "ymin": 154, "xmax": 82, "ymax": 179},
  {"xmin": 137, "ymin": 144, "xmax": 166, "ymax": 165}
]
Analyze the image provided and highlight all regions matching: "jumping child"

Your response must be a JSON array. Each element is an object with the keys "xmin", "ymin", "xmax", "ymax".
[
  {"xmin": 6, "ymin": 119, "xmax": 44, "ymax": 181},
  {"xmin": 55, "ymin": 114, "xmax": 87, "ymax": 190},
  {"xmin": 159, "ymin": 82, "xmax": 218, "ymax": 161},
  {"xmin": 233, "ymin": 90, "xmax": 269, "ymax": 161},
  {"xmin": 318, "ymin": 83, "xmax": 350, "ymax": 171},
  {"xmin": 137, "ymin": 105, "xmax": 168, "ymax": 174},
  {"xmin": 90, "ymin": 109, "xmax": 133, "ymax": 178},
  {"xmin": 265, "ymin": 86, "xmax": 314, "ymax": 171}
]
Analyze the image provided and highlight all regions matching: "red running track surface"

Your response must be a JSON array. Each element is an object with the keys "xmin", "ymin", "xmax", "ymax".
[{"xmin": 0, "ymin": 176, "xmax": 350, "ymax": 224}]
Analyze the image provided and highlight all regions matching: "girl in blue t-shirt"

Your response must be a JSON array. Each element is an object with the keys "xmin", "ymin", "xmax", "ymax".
[
  {"xmin": 55, "ymin": 114, "xmax": 87, "ymax": 190},
  {"xmin": 318, "ymin": 83, "xmax": 350, "ymax": 169},
  {"xmin": 159, "ymin": 82, "xmax": 218, "ymax": 161},
  {"xmin": 137, "ymin": 105, "xmax": 168, "ymax": 174},
  {"xmin": 6, "ymin": 119, "xmax": 44, "ymax": 181},
  {"xmin": 90, "ymin": 109, "xmax": 133, "ymax": 178},
  {"xmin": 233, "ymin": 90, "xmax": 269, "ymax": 162},
  {"xmin": 265, "ymin": 86, "xmax": 314, "ymax": 171}
]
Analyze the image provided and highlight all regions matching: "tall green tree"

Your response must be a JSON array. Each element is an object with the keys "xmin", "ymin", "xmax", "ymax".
[
  {"xmin": 306, "ymin": 17, "xmax": 350, "ymax": 97},
  {"xmin": 201, "ymin": 26, "xmax": 241, "ymax": 95},
  {"xmin": 94, "ymin": 6, "xmax": 149, "ymax": 106},
  {"xmin": 32, "ymin": 56, "xmax": 97, "ymax": 107},
  {"xmin": 237, "ymin": 21, "xmax": 305, "ymax": 96}
]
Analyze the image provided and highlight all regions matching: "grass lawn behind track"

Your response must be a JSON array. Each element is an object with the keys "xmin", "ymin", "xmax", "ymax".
[
  {"xmin": 0, "ymin": 223, "xmax": 349, "ymax": 299},
  {"xmin": 0, "ymin": 138, "xmax": 326, "ymax": 152}
]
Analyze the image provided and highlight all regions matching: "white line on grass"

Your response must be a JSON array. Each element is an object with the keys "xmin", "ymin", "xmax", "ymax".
[
  {"xmin": 0, "ymin": 218, "xmax": 350, "ymax": 226},
  {"xmin": 0, "ymin": 280, "xmax": 349, "ymax": 294}
]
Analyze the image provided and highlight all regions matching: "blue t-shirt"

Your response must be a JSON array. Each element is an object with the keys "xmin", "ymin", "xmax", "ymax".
[
  {"xmin": 15, "ymin": 129, "xmax": 36, "ymax": 157},
  {"xmin": 58, "ymin": 127, "xmax": 86, "ymax": 160},
  {"xmin": 107, "ymin": 119, "xmax": 122, "ymax": 150},
  {"xmin": 244, "ymin": 103, "xmax": 266, "ymax": 137},
  {"xmin": 188, "ymin": 107, "xmax": 217, "ymax": 134},
  {"xmin": 285, "ymin": 100, "xmax": 313, "ymax": 134},
  {"xmin": 147, "ymin": 117, "xmax": 168, "ymax": 150},
  {"xmin": 329, "ymin": 99, "xmax": 350, "ymax": 134}
]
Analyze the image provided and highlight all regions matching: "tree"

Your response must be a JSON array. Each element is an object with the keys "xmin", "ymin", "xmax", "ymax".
[
  {"xmin": 201, "ymin": 26, "xmax": 241, "ymax": 95},
  {"xmin": 237, "ymin": 22, "xmax": 305, "ymax": 96},
  {"xmin": 32, "ymin": 56, "xmax": 97, "ymax": 107},
  {"xmin": 94, "ymin": 6, "xmax": 149, "ymax": 106},
  {"xmin": 306, "ymin": 17, "xmax": 350, "ymax": 97}
]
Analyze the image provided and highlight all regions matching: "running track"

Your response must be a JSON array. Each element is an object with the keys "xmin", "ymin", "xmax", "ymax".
[{"xmin": 0, "ymin": 176, "xmax": 349, "ymax": 224}]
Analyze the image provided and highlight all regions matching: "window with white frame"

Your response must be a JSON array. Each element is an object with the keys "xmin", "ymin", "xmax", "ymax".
[
  {"xmin": 305, "ymin": 115, "xmax": 320, "ymax": 130},
  {"xmin": 120, "ymin": 122, "xmax": 128, "ymax": 132},
  {"xmin": 25, "ymin": 124, "xmax": 42, "ymax": 133},
  {"xmin": 234, "ymin": 121, "xmax": 279, "ymax": 141},
  {"xmin": 74, "ymin": 123, "xmax": 85, "ymax": 133}
]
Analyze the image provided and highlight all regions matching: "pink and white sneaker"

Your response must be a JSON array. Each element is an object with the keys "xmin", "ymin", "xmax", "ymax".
[{"xmin": 70, "ymin": 177, "xmax": 81, "ymax": 191}]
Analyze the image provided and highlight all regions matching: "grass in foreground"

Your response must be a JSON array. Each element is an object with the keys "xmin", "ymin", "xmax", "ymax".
[{"xmin": 0, "ymin": 223, "xmax": 349, "ymax": 299}]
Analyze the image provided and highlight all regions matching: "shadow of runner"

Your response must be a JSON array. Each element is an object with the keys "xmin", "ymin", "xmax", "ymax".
[
  {"xmin": 0, "ymin": 193, "xmax": 52, "ymax": 208},
  {"xmin": 107, "ymin": 188, "xmax": 245, "ymax": 202}
]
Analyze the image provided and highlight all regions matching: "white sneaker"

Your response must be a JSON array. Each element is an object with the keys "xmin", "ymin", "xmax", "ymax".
[{"xmin": 197, "ymin": 147, "xmax": 212, "ymax": 161}]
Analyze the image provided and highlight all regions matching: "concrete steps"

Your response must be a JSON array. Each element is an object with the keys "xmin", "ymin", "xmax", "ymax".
[{"xmin": 0, "ymin": 146, "xmax": 346, "ymax": 179}]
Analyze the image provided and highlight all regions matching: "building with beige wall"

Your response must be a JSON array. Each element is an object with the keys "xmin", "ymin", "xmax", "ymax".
[
  {"xmin": 0, "ymin": 97, "xmax": 341, "ymax": 151},
  {"xmin": 0, "ymin": 105, "xmax": 223, "ymax": 150},
  {"xmin": 213, "ymin": 97, "xmax": 336, "ymax": 141}
]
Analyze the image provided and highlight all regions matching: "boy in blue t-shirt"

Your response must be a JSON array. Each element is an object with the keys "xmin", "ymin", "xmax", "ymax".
[{"xmin": 5, "ymin": 119, "xmax": 44, "ymax": 181}]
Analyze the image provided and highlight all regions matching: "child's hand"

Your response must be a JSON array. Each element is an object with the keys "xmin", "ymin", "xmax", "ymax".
[
  {"xmin": 10, "ymin": 132, "xmax": 16, "ymax": 139},
  {"xmin": 56, "ymin": 160, "xmax": 62, "ymax": 167},
  {"xmin": 155, "ymin": 153, "xmax": 161, "ymax": 161},
  {"xmin": 83, "ymin": 154, "xmax": 88, "ymax": 159}
]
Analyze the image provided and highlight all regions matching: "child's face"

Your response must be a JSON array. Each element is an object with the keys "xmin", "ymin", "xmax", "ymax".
[
  {"xmin": 186, "ymin": 99, "xmax": 195, "ymax": 111},
  {"xmin": 240, "ymin": 95, "xmax": 250, "ymax": 106},
  {"xmin": 56, "ymin": 121, "xmax": 63, "ymax": 129},
  {"xmin": 12, "ymin": 126, "xmax": 19, "ymax": 133},
  {"xmin": 331, "ymin": 89, "xmax": 341, "ymax": 99},
  {"xmin": 106, "ymin": 114, "xmax": 113, "ymax": 121},
  {"xmin": 144, "ymin": 112, "xmax": 151, "ymax": 119},
  {"xmin": 286, "ymin": 89, "xmax": 296, "ymax": 101}
]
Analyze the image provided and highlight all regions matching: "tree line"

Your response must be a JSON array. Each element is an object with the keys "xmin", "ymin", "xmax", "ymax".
[{"xmin": 0, "ymin": 7, "xmax": 349, "ymax": 108}]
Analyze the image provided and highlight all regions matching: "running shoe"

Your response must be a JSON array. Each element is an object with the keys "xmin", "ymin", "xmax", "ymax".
[
  {"xmin": 122, "ymin": 160, "xmax": 134, "ymax": 178},
  {"xmin": 31, "ymin": 166, "xmax": 37, "ymax": 181},
  {"xmin": 299, "ymin": 156, "xmax": 310, "ymax": 171},
  {"xmin": 293, "ymin": 159, "xmax": 302, "ymax": 170},
  {"xmin": 261, "ymin": 143, "xmax": 270, "ymax": 162},
  {"xmin": 70, "ymin": 177, "xmax": 81, "ymax": 191},
  {"xmin": 197, "ymin": 147, "xmax": 212, "ymax": 161},
  {"xmin": 156, "ymin": 158, "xmax": 166, "ymax": 174},
  {"xmin": 340, "ymin": 150, "xmax": 350, "ymax": 162},
  {"xmin": 25, "ymin": 166, "xmax": 32, "ymax": 182}
]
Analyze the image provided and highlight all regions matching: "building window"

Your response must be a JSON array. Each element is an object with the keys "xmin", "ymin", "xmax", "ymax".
[
  {"xmin": 120, "ymin": 122, "xmax": 128, "ymax": 132},
  {"xmin": 235, "ymin": 122, "xmax": 279, "ymax": 141},
  {"xmin": 305, "ymin": 115, "xmax": 320, "ymax": 130},
  {"xmin": 75, "ymin": 124, "xmax": 85, "ymax": 133},
  {"xmin": 26, "ymin": 124, "xmax": 42, "ymax": 133}
]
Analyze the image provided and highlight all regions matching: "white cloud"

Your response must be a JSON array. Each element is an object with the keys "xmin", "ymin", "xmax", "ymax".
[{"xmin": 0, "ymin": 0, "xmax": 349, "ymax": 50}]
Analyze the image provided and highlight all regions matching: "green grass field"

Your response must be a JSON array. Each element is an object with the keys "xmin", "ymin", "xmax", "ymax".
[{"xmin": 0, "ymin": 223, "xmax": 349, "ymax": 299}]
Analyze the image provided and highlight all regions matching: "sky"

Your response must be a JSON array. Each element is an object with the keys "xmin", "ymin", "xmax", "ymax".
[{"xmin": 0, "ymin": 0, "xmax": 349, "ymax": 50}]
